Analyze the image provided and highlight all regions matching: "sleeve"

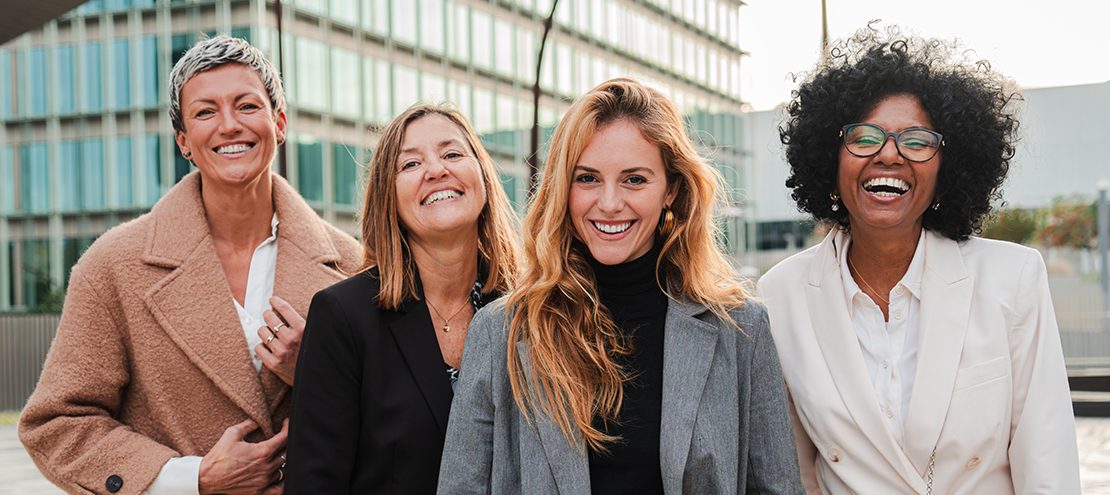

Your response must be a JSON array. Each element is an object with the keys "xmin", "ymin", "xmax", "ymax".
[
  {"xmin": 744, "ymin": 304, "xmax": 806, "ymax": 495},
  {"xmin": 436, "ymin": 305, "xmax": 499, "ymax": 495},
  {"xmin": 142, "ymin": 457, "xmax": 201, "ymax": 495},
  {"xmin": 284, "ymin": 289, "xmax": 363, "ymax": 494},
  {"xmin": 1006, "ymin": 250, "xmax": 1081, "ymax": 493},
  {"xmin": 18, "ymin": 267, "xmax": 179, "ymax": 495}
]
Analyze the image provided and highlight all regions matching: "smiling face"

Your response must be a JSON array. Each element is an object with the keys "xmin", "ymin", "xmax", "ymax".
[
  {"xmin": 174, "ymin": 63, "xmax": 286, "ymax": 190},
  {"xmin": 394, "ymin": 113, "xmax": 487, "ymax": 243},
  {"xmin": 838, "ymin": 93, "xmax": 940, "ymax": 238},
  {"xmin": 569, "ymin": 118, "xmax": 677, "ymax": 266}
]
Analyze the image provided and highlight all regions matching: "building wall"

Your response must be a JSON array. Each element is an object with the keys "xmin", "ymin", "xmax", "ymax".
[{"xmin": 0, "ymin": 0, "xmax": 749, "ymax": 311}]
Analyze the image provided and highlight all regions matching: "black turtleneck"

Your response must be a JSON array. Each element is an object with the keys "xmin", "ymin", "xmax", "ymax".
[{"xmin": 586, "ymin": 244, "xmax": 668, "ymax": 495}]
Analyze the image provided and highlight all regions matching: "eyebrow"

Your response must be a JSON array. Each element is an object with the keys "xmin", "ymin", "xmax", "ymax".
[
  {"xmin": 185, "ymin": 92, "xmax": 264, "ymax": 107},
  {"xmin": 574, "ymin": 165, "xmax": 658, "ymax": 176},
  {"xmin": 400, "ymin": 138, "xmax": 468, "ymax": 156}
]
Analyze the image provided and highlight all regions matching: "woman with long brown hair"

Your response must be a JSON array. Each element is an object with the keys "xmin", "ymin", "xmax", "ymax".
[
  {"xmin": 285, "ymin": 103, "xmax": 519, "ymax": 493},
  {"xmin": 438, "ymin": 78, "xmax": 802, "ymax": 494}
]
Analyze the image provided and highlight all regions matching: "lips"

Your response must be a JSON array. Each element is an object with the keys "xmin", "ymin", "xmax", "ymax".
[
  {"xmin": 591, "ymin": 220, "xmax": 633, "ymax": 234},
  {"xmin": 214, "ymin": 142, "xmax": 254, "ymax": 155},
  {"xmin": 421, "ymin": 189, "xmax": 462, "ymax": 205},
  {"xmin": 862, "ymin": 177, "xmax": 910, "ymax": 197}
]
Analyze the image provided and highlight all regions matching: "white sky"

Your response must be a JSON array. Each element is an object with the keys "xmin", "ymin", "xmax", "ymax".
[{"xmin": 739, "ymin": 0, "xmax": 1110, "ymax": 111}]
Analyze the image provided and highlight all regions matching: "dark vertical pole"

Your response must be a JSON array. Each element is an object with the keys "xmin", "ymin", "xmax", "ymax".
[
  {"xmin": 820, "ymin": 0, "xmax": 829, "ymax": 62},
  {"xmin": 1098, "ymin": 181, "xmax": 1109, "ymax": 331},
  {"xmin": 275, "ymin": 0, "xmax": 287, "ymax": 178},
  {"xmin": 528, "ymin": 0, "xmax": 560, "ymax": 197}
]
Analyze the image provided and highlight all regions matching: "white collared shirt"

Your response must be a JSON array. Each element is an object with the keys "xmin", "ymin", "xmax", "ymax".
[
  {"xmin": 837, "ymin": 231, "xmax": 925, "ymax": 446},
  {"xmin": 144, "ymin": 214, "xmax": 279, "ymax": 495}
]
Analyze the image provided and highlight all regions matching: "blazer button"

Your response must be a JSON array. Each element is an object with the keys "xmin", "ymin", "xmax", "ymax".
[
  {"xmin": 828, "ymin": 447, "xmax": 842, "ymax": 463},
  {"xmin": 105, "ymin": 474, "xmax": 124, "ymax": 493},
  {"xmin": 966, "ymin": 456, "xmax": 982, "ymax": 469}
]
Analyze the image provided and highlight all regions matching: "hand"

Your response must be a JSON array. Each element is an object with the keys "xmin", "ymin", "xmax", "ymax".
[
  {"xmin": 255, "ymin": 296, "xmax": 306, "ymax": 386},
  {"xmin": 198, "ymin": 419, "xmax": 288, "ymax": 495}
]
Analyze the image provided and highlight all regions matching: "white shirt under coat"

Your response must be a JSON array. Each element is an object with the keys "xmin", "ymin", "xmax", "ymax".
[
  {"xmin": 837, "ymin": 230, "xmax": 924, "ymax": 446},
  {"xmin": 144, "ymin": 214, "xmax": 279, "ymax": 495}
]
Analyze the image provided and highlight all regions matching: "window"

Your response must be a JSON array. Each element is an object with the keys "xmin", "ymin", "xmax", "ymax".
[
  {"xmin": 62, "ymin": 237, "xmax": 96, "ymax": 287},
  {"xmin": 449, "ymin": 3, "xmax": 470, "ymax": 64},
  {"xmin": 59, "ymin": 141, "xmax": 81, "ymax": 212},
  {"xmin": 81, "ymin": 138, "xmax": 105, "ymax": 209},
  {"xmin": 362, "ymin": 57, "xmax": 376, "ymax": 121},
  {"xmin": 21, "ymin": 239, "xmax": 52, "ymax": 311},
  {"xmin": 141, "ymin": 36, "xmax": 158, "ymax": 107},
  {"xmin": 295, "ymin": 38, "xmax": 327, "ymax": 111},
  {"xmin": 374, "ymin": 60, "xmax": 391, "ymax": 123},
  {"xmin": 331, "ymin": 48, "xmax": 360, "ymax": 119},
  {"xmin": 421, "ymin": 72, "xmax": 446, "ymax": 103},
  {"xmin": 332, "ymin": 142, "xmax": 359, "ymax": 206},
  {"xmin": 331, "ymin": 0, "xmax": 358, "ymax": 26},
  {"xmin": 112, "ymin": 39, "xmax": 131, "ymax": 110},
  {"xmin": 0, "ymin": 145, "xmax": 13, "ymax": 214},
  {"xmin": 57, "ymin": 45, "xmax": 76, "ymax": 114},
  {"xmin": 19, "ymin": 143, "xmax": 49, "ymax": 214},
  {"xmin": 472, "ymin": 86, "xmax": 493, "ymax": 135},
  {"xmin": 115, "ymin": 137, "xmax": 134, "ymax": 208},
  {"xmin": 392, "ymin": 64, "xmax": 419, "ymax": 115},
  {"xmin": 295, "ymin": 0, "xmax": 325, "ymax": 16},
  {"xmin": 145, "ymin": 135, "xmax": 162, "ymax": 206},
  {"xmin": 0, "ymin": 50, "xmax": 10, "ymax": 118},
  {"xmin": 20, "ymin": 47, "xmax": 47, "ymax": 117},
  {"xmin": 174, "ymin": 152, "xmax": 191, "ymax": 184},
  {"xmin": 363, "ymin": 0, "xmax": 389, "ymax": 36},
  {"xmin": 493, "ymin": 19, "xmax": 513, "ymax": 78},
  {"xmin": 231, "ymin": 27, "xmax": 251, "ymax": 43},
  {"xmin": 471, "ymin": 10, "xmax": 492, "ymax": 70},
  {"xmin": 295, "ymin": 136, "xmax": 324, "ymax": 202},
  {"xmin": 392, "ymin": 1, "xmax": 417, "ymax": 46},
  {"xmin": 555, "ymin": 43, "xmax": 572, "ymax": 96},
  {"xmin": 516, "ymin": 28, "xmax": 535, "ymax": 83},
  {"xmin": 420, "ymin": 0, "xmax": 445, "ymax": 54},
  {"xmin": 172, "ymin": 33, "xmax": 194, "ymax": 65}
]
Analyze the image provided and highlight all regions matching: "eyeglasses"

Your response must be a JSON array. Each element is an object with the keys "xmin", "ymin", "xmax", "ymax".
[{"xmin": 839, "ymin": 123, "xmax": 944, "ymax": 163}]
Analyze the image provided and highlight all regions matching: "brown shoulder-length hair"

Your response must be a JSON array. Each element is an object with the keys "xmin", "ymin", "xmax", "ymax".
[
  {"xmin": 508, "ymin": 78, "xmax": 749, "ymax": 452},
  {"xmin": 357, "ymin": 103, "xmax": 519, "ymax": 309}
]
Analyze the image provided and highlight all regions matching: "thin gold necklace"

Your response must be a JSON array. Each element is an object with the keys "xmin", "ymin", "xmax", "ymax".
[
  {"xmin": 847, "ymin": 254, "xmax": 890, "ymax": 306},
  {"xmin": 426, "ymin": 297, "xmax": 470, "ymax": 333}
]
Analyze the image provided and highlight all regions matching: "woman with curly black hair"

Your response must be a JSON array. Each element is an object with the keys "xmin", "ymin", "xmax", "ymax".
[{"xmin": 757, "ymin": 25, "xmax": 1080, "ymax": 494}]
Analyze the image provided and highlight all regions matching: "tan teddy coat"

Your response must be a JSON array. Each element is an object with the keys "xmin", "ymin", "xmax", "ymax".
[{"xmin": 18, "ymin": 171, "xmax": 361, "ymax": 495}]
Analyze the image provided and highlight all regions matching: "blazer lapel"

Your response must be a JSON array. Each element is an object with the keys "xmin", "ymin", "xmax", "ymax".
[
  {"xmin": 805, "ymin": 230, "xmax": 924, "ymax": 491},
  {"xmin": 658, "ymin": 297, "xmax": 719, "ymax": 493},
  {"xmin": 903, "ymin": 231, "xmax": 973, "ymax": 474},
  {"xmin": 384, "ymin": 298, "xmax": 454, "ymax": 435},
  {"xmin": 516, "ymin": 342, "xmax": 591, "ymax": 494},
  {"xmin": 140, "ymin": 173, "xmax": 272, "ymax": 434}
]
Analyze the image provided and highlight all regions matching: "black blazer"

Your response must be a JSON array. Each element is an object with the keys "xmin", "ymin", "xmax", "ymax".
[{"xmin": 286, "ymin": 270, "xmax": 460, "ymax": 494}]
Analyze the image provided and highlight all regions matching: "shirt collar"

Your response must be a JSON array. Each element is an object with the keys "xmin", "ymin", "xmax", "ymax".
[{"xmin": 836, "ymin": 230, "xmax": 926, "ymax": 315}]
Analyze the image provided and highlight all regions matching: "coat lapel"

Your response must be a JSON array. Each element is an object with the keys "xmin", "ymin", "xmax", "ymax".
[
  {"xmin": 140, "ymin": 173, "xmax": 272, "ymax": 434},
  {"xmin": 903, "ymin": 231, "xmax": 973, "ymax": 474},
  {"xmin": 516, "ymin": 342, "xmax": 592, "ymax": 495},
  {"xmin": 384, "ymin": 298, "xmax": 454, "ymax": 435},
  {"xmin": 658, "ymin": 297, "xmax": 719, "ymax": 493},
  {"xmin": 805, "ymin": 230, "xmax": 924, "ymax": 491}
]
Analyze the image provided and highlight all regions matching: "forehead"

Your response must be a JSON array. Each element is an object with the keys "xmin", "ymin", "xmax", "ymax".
[
  {"xmin": 861, "ymin": 94, "xmax": 933, "ymax": 130},
  {"xmin": 181, "ymin": 63, "xmax": 267, "ymax": 102},
  {"xmin": 577, "ymin": 119, "xmax": 664, "ymax": 173},
  {"xmin": 400, "ymin": 113, "xmax": 468, "ymax": 150}
]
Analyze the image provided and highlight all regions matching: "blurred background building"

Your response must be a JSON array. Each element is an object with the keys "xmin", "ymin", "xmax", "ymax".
[{"xmin": 0, "ymin": 0, "xmax": 749, "ymax": 312}]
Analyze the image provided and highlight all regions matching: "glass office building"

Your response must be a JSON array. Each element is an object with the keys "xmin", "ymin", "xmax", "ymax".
[{"xmin": 0, "ymin": 0, "xmax": 748, "ymax": 311}]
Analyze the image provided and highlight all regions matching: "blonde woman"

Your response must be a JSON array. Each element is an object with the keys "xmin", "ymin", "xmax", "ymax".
[
  {"xmin": 438, "ymin": 79, "xmax": 803, "ymax": 494},
  {"xmin": 285, "ymin": 104, "xmax": 519, "ymax": 493}
]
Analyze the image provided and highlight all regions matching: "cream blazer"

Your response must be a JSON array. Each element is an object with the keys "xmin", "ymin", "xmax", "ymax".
[{"xmin": 757, "ymin": 229, "xmax": 1079, "ymax": 494}]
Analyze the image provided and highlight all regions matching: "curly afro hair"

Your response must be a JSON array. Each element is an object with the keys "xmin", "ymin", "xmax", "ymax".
[{"xmin": 779, "ymin": 24, "xmax": 1021, "ymax": 241}]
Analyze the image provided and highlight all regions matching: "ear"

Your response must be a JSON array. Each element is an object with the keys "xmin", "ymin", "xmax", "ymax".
[
  {"xmin": 174, "ymin": 130, "xmax": 189, "ymax": 156},
  {"xmin": 275, "ymin": 111, "xmax": 288, "ymax": 144},
  {"xmin": 664, "ymin": 177, "xmax": 679, "ymax": 208}
]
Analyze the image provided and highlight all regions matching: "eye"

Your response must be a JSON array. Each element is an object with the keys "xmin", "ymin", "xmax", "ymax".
[
  {"xmin": 574, "ymin": 173, "xmax": 598, "ymax": 184},
  {"xmin": 195, "ymin": 108, "xmax": 214, "ymax": 118},
  {"xmin": 239, "ymin": 103, "xmax": 260, "ymax": 111},
  {"xmin": 400, "ymin": 160, "xmax": 420, "ymax": 171},
  {"xmin": 624, "ymin": 175, "xmax": 648, "ymax": 185},
  {"xmin": 444, "ymin": 151, "xmax": 464, "ymax": 160}
]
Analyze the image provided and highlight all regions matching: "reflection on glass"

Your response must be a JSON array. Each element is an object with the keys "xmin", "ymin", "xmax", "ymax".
[
  {"xmin": 392, "ymin": 64, "xmax": 418, "ymax": 116},
  {"xmin": 331, "ymin": 0, "xmax": 358, "ymax": 26},
  {"xmin": 449, "ymin": 3, "xmax": 469, "ymax": 64},
  {"xmin": 21, "ymin": 239, "xmax": 51, "ymax": 311},
  {"xmin": 392, "ymin": 1, "xmax": 417, "ymax": 46},
  {"xmin": 332, "ymin": 47, "xmax": 360, "ymax": 119},
  {"xmin": 494, "ymin": 19, "xmax": 513, "ymax": 77},
  {"xmin": 19, "ymin": 143, "xmax": 49, "ymax": 214},
  {"xmin": 471, "ymin": 10, "xmax": 491, "ymax": 70},
  {"xmin": 374, "ymin": 59, "xmax": 391, "ymax": 123},
  {"xmin": 422, "ymin": 72, "xmax": 446, "ymax": 103},
  {"xmin": 142, "ymin": 37, "xmax": 158, "ymax": 107},
  {"xmin": 145, "ymin": 135, "xmax": 161, "ymax": 206},
  {"xmin": 60, "ymin": 141, "xmax": 81, "ymax": 212},
  {"xmin": 115, "ymin": 136, "xmax": 134, "ymax": 208},
  {"xmin": 0, "ymin": 51, "xmax": 9, "ymax": 118},
  {"xmin": 420, "ymin": 0, "xmax": 445, "ymax": 54},
  {"xmin": 112, "ymin": 39, "xmax": 131, "ymax": 110},
  {"xmin": 81, "ymin": 138, "xmax": 105, "ymax": 209},
  {"xmin": 296, "ymin": 136, "xmax": 324, "ymax": 202},
  {"xmin": 1, "ymin": 146, "xmax": 13, "ymax": 214},
  {"xmin": 57, "ymin": 45, "xmax": 76, "ymax": 114},
  {"xmin": 332, "ymin": 142, "xmax": 358, "ymax": 206},
  {"xmin": 21, "ymin": 47, "xmax": 47, "ymax": 117}
]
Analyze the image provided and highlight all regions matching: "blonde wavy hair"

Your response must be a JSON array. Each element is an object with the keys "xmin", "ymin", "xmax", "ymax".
[
  {"xmin": 507, "ymin": 78, "xmax": 749, "ymax": 452},
  {"xmin": 357, "ymin": 104, "xmax": 519, "ymax": 309}
]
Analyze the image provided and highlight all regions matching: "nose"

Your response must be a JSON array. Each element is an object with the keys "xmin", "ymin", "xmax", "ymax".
[
  {"xmin": 217, "ymin": 109, "xmax": 243, "ymax": 135},
  {"xmin": 424, "ymin": 157, "xmax": 449, "ymax": 180},
  {"xmin": 873, "ymin": 135, "xmax": 904, "ymax": 165},
  {"xmin": 596, "ymin": 183, "xmax": 625, "ymax": 213}
]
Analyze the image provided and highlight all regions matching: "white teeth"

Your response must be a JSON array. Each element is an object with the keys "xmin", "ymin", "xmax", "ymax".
[
  {"xmin": 216, "ymin": 143, "xmax": 252, "ymax": 154},
  {"xmin": 863, "ymin": 177, "xmax": 910, "ymax": 194},
  {"xmin": 422, "ymin": 190, "xmax": 462, "ymax": 205},
  {"xmin": 592, "ymin": 221, "xmax": 632, "ymax": 234}
]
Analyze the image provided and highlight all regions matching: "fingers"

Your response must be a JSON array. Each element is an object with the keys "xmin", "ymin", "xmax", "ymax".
[
  {"xmin": 259, "ymin": 419, "xmax": 289, "ymax": 452},
  {"xmin": 263, "ymin": 482, "xmax": 284, "ymax": 495},
  {"xmin": 269, "ymin": 296, "xmax": 306, "ymax": 329},
  {"xmin": 257, "ymin": 324, "xmax": 287, "ymax": 354},
  {"xmin": 222, "ymin": 419, "xmax": 259, "ymax": 441}
]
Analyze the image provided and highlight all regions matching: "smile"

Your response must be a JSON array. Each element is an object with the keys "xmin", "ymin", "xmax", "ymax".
[
  {"xmin": 215, "ymin": 143, "xmax": 254, "ymax": 155},
  {"xmin": 591, "ymin": 220, "xmax": 633, "ymax": 234},
  {"xmin": 862, "ymin": 177, "xmax": 910, "ymax": 197},
  {"xmin": 422, "ymin": 189, "xmax": 462, "ymax": 205}
]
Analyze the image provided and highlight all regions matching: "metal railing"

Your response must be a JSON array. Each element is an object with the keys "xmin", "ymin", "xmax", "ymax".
[{"xmin": 0, "ymin": 314, "xmax": 60, "ymax": 411}]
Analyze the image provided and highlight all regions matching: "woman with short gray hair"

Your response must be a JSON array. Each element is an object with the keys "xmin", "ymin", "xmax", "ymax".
[{"xmin": 19, "ymin": 35, "xmax": 360, "ymax": 495}]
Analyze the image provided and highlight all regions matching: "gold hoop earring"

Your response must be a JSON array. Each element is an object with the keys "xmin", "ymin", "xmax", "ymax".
[{"xmin": 658, "ymin": 207, "xmax": 676, "ymax": 236}]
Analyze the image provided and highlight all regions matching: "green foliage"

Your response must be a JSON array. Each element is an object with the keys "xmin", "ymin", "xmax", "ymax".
[
  {"xmin": 1039, "ymin": 195, "xmax": 1097, "ymax": 249},
  {"xmin": 981, "ymin": 208, "xmax": 1038, "ymax": 244}
]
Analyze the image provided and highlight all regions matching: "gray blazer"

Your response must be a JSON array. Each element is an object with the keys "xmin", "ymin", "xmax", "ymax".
[{"xmin": 438, "ymin": 296, "xmax": 803, "ymax": 495}]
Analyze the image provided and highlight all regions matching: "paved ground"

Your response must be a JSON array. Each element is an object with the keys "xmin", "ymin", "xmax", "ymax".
[{"xmin": 1, "ymin": 419, "xmax": 1109, "ymax": 494}]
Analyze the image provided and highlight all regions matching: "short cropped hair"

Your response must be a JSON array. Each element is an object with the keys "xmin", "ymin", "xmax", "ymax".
[
  {"xmin": 168, "ymin": 35, "xmax": 286, "ymax": 132},
  {"xmin": 779, "ymin": 24, "xmax": 1021, "ymax": 240}
]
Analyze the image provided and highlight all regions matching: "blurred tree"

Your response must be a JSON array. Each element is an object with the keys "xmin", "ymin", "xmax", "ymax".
[
  {"xmin": 1039, "ymin": 195, "xmax": 1096, "ymax": 249},
  {"xmin": 981, "ymin": 207, "xmax": 1038, "ymax": 244}
]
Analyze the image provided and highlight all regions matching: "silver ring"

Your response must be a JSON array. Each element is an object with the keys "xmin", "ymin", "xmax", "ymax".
[
  {"xmin": 276, "ymin": 467, "xmax": 284, "ymax": 483},
  {"xmin": 272, "ymin": 322, "xmax": 286, "ymax": 333},
  {"xmin": 266, "ymin": 334, "xmax": 276, "ymax": 345}
]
